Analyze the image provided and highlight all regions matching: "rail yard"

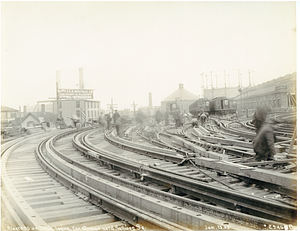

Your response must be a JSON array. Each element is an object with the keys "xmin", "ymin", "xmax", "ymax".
[
  {"xmin": 1, "ymin": 107, "xmax": 297, "ymax": 231},
  {"xmin": 1, "ymin": 70, "xmax": 297, "ymax": 231},
  {"xmin": 2, "ymin": 1, "xmax": 297, "ymax": 230}
]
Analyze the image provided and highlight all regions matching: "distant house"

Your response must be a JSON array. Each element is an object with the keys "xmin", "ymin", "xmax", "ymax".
[
  {"xmin": 1, "ymin": 106, "xmax": 19, "ymax": 123},
  {"xmin": 161, "ymin": 83, "xmax": 199, "ymax": 113},
  {"xmin": 21, "ymin": 113, "xmax": 41, "ymax": 128}
]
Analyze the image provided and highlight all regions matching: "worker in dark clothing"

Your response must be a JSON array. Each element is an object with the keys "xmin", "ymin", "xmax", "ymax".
[
  {"xmin": 98, "ymin": 112, "xmax": 106, "ymax": 132},
  {"xmin": 164, "ymin": 111, "xmax": 169, "ymax": 125},
  {"xmin": 252, "ymin": 106, "xmax": 276, "ymax": 161},
  {"xmin": 173, "ymin": 108, "xmax": 180, "ymax": 128},
  {"xmin": 113, "ymin": 110, "xmax": 120, "ymax": 125},
  {"xmin": 106, "ymin": 112, "xmax": 112, "ymax": 129},
  {"xmin": 200, "ymin": 113, "xmax": 207, "ymax": 125},
  {"xmin": 155, "ymin": 109, "xmax": 163, "ymax": 125},
  {"xmin": 191, "ymin": 117, "xmax": 198, "ymax": 127},
  {"xmin": 115, "ymin": 116, "xmax": 123, "ymax": 137}
]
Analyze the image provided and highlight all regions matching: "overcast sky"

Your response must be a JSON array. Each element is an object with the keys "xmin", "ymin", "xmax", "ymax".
[{"xmin": 1, "ymin": 1, "xmax": 297, "ymax": 111}]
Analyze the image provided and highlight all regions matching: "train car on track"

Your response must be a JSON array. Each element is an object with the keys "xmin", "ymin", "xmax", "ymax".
[
  {"xmin": 210, "ymin": 97, "xmax": 237, "ymax": 114},
  {"xmin": 189, "ymin": 98, "xmax": 209, "ymax": 116},
  {"xmin": 189, "ymin": 97, "xmax": 237, "ymax": 116}
]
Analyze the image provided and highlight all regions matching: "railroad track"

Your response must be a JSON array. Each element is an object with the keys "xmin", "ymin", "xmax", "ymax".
[
  {"xmin": 73, "ymin": 128, "xmax": 296, "ymax": 228},
  {"xmin": 160, "ymin": 125, "xmax": 296, "ymax": 196},
  {"xmin": 1, "ymin": 128, "xmax": 137, "ymax": 231},
  {"xmin": 2, "ymin": 125, "xmax": 297, "ymax": 230}
]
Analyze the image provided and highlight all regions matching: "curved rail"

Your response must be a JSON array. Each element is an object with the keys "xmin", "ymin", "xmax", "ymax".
[{"xmin": 74, "ymin": 129, "xmax": 297, "ymax": 225}]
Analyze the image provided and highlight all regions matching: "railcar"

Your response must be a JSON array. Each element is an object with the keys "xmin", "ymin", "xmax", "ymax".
[
  {"xmin": 210, "ymin": 97, "xmax": 237, "ymax": 114},
  {"xmin": 189, "ymin": 97, "xmax": 237, "ymax": 116},
  {"xmin": 189, "ymin": 98, "xmax": 209, "ymax": 116}
]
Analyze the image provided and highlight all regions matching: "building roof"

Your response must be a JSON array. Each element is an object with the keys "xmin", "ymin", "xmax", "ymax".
[
  {"xmin": 230, "ymin": 72, "xmax": 296, "ymax": 100},
  {"xmin": 162, "ymin": 83, "xmax": 199, "ymax": 102},
  {"xmin": 1, "ymin": 106, "xmax": 19, "ymax": 112},
  {"xmin": 22, "ymin": 112, "xmax": 40, "ymax": 123}
]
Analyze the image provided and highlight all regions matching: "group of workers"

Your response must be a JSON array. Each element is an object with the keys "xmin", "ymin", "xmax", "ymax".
[
  {"xmin": 98, "ymin": 110, "xmax": 124, "ymax": 136},
  {"xmin": 160, "ymin": 106, "xmax": 277, "ymax": 162},
  {"xmin": 154, "ymin": 108, "xmax": 209, "ymax": 128},
  {"xmin": 99, "ymin": 105, "xmax": 277, "ymax": 162}
]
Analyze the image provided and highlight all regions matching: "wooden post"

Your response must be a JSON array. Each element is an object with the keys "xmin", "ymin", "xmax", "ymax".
[{"xmin": 288, "ymin": 126, "xmax": 297, "ymax": 154}]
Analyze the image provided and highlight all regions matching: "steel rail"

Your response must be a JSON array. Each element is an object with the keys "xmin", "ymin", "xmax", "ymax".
[
  {"xmin": 161, "ymin": 130, "xmax": 255, "ymax": 159},
  {"xmin": 76, "ymin": 129, "xmax": 297, "ymax": 224},
  {"xmin": 38, "ymin": 131, "xmax": 191, "ymax": 231},
  {"xmin": 69, "ymin": 129, "xmax": 293, "ymax": 229},
  {"xmin": 2, "ymin": 136, "xmax": 55, "ymax": 230},
  {"xmin": 1, "ymin": 129, "xmax": 85, "ymax": 230},
  {"xmin": 160, "ymin": 129, "xmax": 296, "ymax": 197}
]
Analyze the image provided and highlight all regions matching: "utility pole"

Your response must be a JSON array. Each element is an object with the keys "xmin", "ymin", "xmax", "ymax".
[
  {"xmin": 249, "ymin": 69, "xmax": 251, "ymax": 87},
  {"xmin": 56, "ymin": 82, "xmax": 60, "ymax": 117},
  {"xmin": 131, "ymin": 100, "xmax": 138, "ymax": 115},
  {"xmin": 238, "ymin": 69, "xmax": 240, "ymax": 87},
  {"xmin": 107, "ymin": 98, "xmax": 117, "ymax": 114},
  {"xmin": 224, "ymin": 70, "xmax": 227, "ymax": 98},
  {"xmin": 238, "ymin": 88, "xmax": 243, "ymax": 111},
  {"xmin": 211, "ymin": 71, "xmax": 213, "ymax": 98}
]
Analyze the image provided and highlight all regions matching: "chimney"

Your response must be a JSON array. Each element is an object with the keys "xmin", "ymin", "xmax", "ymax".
[
  {"xmin": 79, "ymin": 68, "xmax": 84, "ymax": 89},
  {"xmin": 23, "ymin": 105, "xmax": 27, "ymax": 114},
  {"xmin": 149, "ymin": 92, "xmax": 152, "ymax": 107},
  {"xmin": 179, "ymin": 83, "xmax": 184, "ymax": 89},
  {"xmin": 56, "ymin": 70, "xmax": 61, "ymax": 89},
  {"xmin": 41, "ymin": 104, "xmax": 45, "ymax": 113}
]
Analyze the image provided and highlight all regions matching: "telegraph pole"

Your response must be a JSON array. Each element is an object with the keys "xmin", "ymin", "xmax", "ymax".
[
  {"xmin": 249, "ymin": 69, "xmax": 251, "ymax": 87},
  {"xmin": 56, "ymin": 82, "xmax": 60, "ymax": 117},
  {"xmin": 131, "ymin": 100, "xmax": 138, "ymax": 115},
  {"xmin": 211, "ymin": 71, "xmax": 213, "ymax": 98},
  {"xmin": 224, "ymin": 70, "xmax": 227, "ymax": 97},
  {"xmin": 107, "ymin": 98, "xmax": 117, "ymax": 114}
]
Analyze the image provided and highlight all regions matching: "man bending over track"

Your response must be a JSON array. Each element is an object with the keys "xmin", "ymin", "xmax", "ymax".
[{"xmin": 252, "ymin": 106, "xmax": 276, "ymax": 161}]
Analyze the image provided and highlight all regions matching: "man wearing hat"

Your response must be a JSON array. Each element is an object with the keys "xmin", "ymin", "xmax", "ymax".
[
  {"xmin": 113, "ymin": 110, "xmax": 120, "ymax": 126},
  {"xmin": 252, "ymin": 106, "xmax": 276, "ymax": 161}
]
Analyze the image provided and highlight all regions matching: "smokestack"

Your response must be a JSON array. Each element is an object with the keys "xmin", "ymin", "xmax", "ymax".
[
  {"xmin": 56, "ymin": 70, "xmax": 61, "ymax": 89},
  {"xmin": 79, "ymin": 68, "xmax": 84, "ymax": 89},
  {"xmin": 149, "ymin": 92, "xmax": 152, "ymax": 107}
]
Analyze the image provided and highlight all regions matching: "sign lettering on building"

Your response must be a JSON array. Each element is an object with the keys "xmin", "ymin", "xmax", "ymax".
[{"xmin": 58, "ymin": 89, "xmax": 94, "ymax": 99}]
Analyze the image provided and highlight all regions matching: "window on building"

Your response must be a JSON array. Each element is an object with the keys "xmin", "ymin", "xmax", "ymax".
[
  {"xmin": 76, "ymin": 110, "xmax": 80, "ymax": 117},
  {"xmin": 76, "ymin": 101, "xmax": 80, "ymax": 108},
  {"xmin": 60, "ymin": 111, "xmax": 62, "ymax": 118},
  {"xmin": 59, "ymin": 102, "xmax": 62, "ymax": 108}
]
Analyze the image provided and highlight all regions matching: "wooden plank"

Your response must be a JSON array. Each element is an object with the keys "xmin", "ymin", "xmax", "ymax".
[{"xmin": 194, "ymin": 157, "xmax": 297, "ymax": 190}]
